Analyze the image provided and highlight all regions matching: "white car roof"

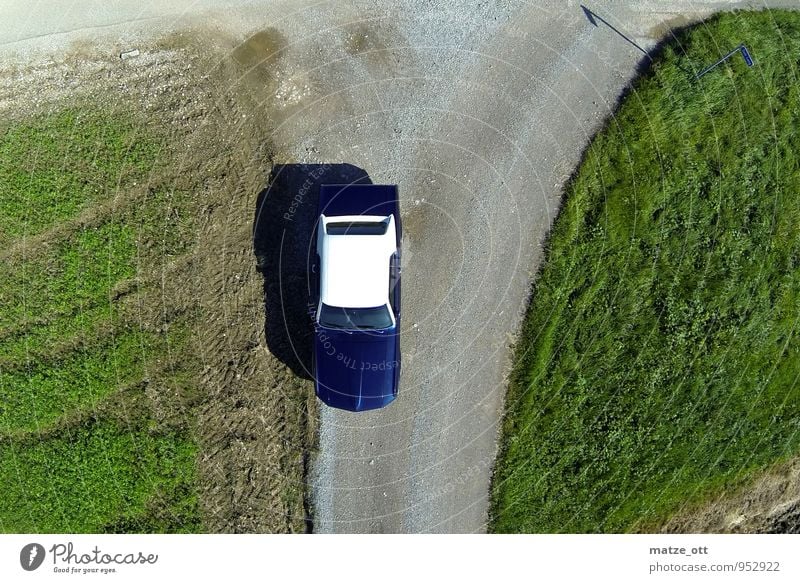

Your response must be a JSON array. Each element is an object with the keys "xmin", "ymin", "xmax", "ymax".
[{"xmin": 319, "ymin": 214, "xmax": 396, "ymax": 309}]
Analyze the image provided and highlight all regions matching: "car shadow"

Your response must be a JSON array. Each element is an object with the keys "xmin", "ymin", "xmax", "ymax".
[{"xmin": 253, "ymin": 163, "xmax": 373, "ymax": 378}]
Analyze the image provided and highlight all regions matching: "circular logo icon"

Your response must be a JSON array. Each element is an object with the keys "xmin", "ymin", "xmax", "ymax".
[{"xmin": 20, "ymin": 543, "xmax": 46, "ymax": 571}]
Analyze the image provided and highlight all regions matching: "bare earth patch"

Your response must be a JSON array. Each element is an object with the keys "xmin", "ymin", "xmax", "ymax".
[{"xmin": 658, "ymin": 457, "xmax": 800, "ymax": 534}]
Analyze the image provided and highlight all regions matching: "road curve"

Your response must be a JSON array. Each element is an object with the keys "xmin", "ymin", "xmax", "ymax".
[
  {"xmin": 2, "ymin": 0, "xmax": 796, "ymax": 534},
  {"xmin": 304, "ymin": 0, "xmax": 797, "ymax": 533}
]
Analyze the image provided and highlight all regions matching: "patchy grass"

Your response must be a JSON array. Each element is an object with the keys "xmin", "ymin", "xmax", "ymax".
[
  {"xmin": 0, "ymin": 421, "xmax": 199, "ymax": 533},
  {"xmin": 0, "ymin": 222, "xmax": 135, "ymax": 343},
  {"xmin": 491, "ymin": 9, "xmax": 800, "ymax": 533},
  {"xmin": 0, "ymin": 109, "xmax": 200, "ymax": 532},
  {"xmin": 0, "ymin": 109, "xmax": 158, "ymax": 244},
  {"xmin": 0, "ymin": 332, "xmax": 152, "ymax": 434}
]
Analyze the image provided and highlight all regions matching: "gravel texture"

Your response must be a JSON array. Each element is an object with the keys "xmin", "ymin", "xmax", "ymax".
[{"xmin": 2, "ymin": 0, "xmax": 797, "ymax": 534}]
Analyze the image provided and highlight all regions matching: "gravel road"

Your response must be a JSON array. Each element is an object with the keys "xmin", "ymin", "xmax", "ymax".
[
  {"xmin": 302, "ymin": 0, "xmax": 799, "ymax": 534},
  {"xmin": 2, "ymin": 0, "xmax": 796, "ymax": 534}
]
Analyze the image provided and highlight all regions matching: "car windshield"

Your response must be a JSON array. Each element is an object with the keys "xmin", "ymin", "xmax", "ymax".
[
  {"xmin": 326, "ymin": 219, "xmax": 389, "ymax": 235},
  {"xmin": 319, "ymin": 304, "xmax": 393, "ymax": 330}
]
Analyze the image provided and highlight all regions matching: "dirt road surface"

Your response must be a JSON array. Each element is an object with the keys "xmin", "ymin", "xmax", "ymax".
[{"xmin": 2, "ymin": 0, "xmax": 797, "ymax": 533}]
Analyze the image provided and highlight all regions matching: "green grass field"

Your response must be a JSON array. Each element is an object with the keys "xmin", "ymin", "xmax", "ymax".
[
  {"xmin": 491, "ymin": 10, "xmax": 800, "ymax": 532},
  {"xmin": 0, "ymin": 109, "xmax": 200, "ymax": 532},
  {"xmin": 0, "ymin": 109, "xmax": 156, "ymax": 244},
  {"xmin": 0, "ymin": 422, "xmax": 199, "ymax": 533}
]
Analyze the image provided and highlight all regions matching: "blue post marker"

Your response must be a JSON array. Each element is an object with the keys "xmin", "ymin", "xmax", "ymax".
[
  {"xmin": 740, "ymin": 45, "xmax": 754, "ymax": 67},
  {"xmin": 696, "ymin": 44, "xmax": 754, "ymax": 79}
]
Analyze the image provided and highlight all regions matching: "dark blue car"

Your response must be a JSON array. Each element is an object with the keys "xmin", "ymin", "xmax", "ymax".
[{"xmin": 311, "ymin": 184, "xmax": 401, "ymax": 412}]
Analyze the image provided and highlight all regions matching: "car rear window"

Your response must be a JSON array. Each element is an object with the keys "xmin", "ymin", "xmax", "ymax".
[
  {"xmin": 326, "ymin": 219, "xmax": 388, "ymax": 235},
  {"xmin": 319, "ymin": 304, "xmax": 393, "ymax": 330}
]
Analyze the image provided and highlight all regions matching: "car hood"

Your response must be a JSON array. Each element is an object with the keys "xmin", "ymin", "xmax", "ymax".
[{"xmin": 314, "ymin": 327, "xmax": 399, "ymax": 412}]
